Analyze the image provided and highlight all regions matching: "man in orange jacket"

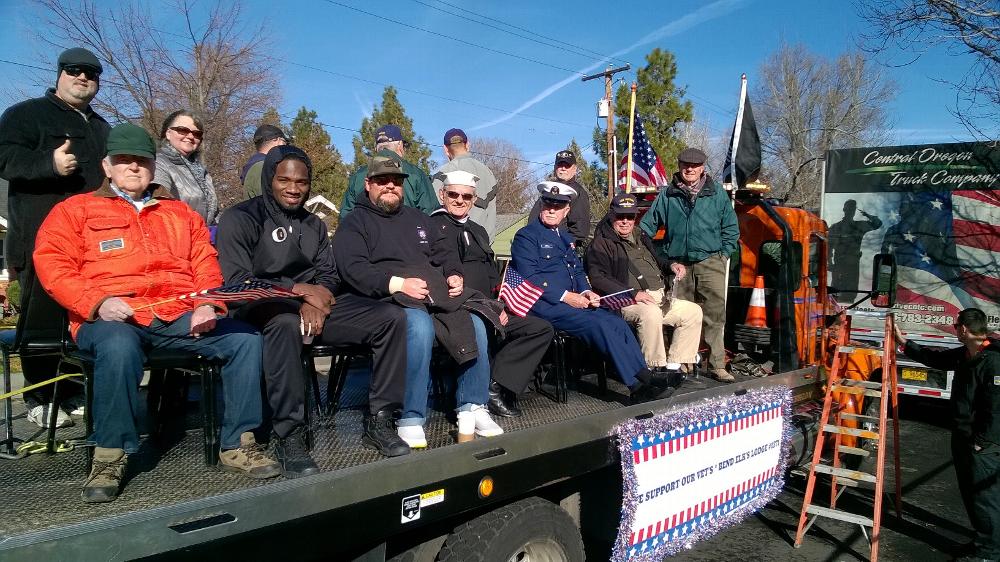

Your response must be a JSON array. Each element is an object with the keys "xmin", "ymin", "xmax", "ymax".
[{"xmin": 33, "ymin": 123, "xmax": 279, "ymax": 503}]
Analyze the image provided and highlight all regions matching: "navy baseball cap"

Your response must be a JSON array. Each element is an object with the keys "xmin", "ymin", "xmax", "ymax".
[
  {"xmin": 375, "ymin": 125, "xmax": 404, "ymax": 144},
  {"xmin": 443, "ymin": 128, "xmax": 468, "ymax": 145}
]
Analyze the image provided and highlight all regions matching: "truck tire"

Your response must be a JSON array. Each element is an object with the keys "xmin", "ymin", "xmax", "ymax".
[{"xmin": 436, "ymin": 497, "xmax": 584, "ymax": 562}]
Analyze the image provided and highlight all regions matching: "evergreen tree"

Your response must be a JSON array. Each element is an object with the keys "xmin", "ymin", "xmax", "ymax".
[
  {"xmin": 351, "ymin": 86, "xmax": 433, "ymax": 173},
  {"xmin": 592, "ymin": 48, "xmax": 693, "ymax": 179},
  {"xmin": 288, "ymin": 107, "xmax": 349, "ymax": 209},
  {"xmin": 259, "ymin": 107, "xmax": 283, "ymax": 128}
]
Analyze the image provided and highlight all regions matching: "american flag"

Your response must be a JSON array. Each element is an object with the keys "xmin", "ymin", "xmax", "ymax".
[
  {"xmin": 880, "ymin": 188, "xmax": 1000, "ymax": 328},
  {"xmin": 617, "ymin": 114, "xmax": 669, "ymax": 190},
  {"xmin": 498, "ymin": 266, "xmax": 543, "ymax": 317},
  {"xmin": 178, "ymin": 280, "xmax": 302, "ymax": 303},
  {"xmin": 600, "ymin": 288, "xmax": 637, "ymax": 311}
]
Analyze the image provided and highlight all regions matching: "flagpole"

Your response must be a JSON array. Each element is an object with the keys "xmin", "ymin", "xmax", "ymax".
[
  {"xmin": 727, "ymin": 74, "xmax": 748, "ymax": 192},
  {"xmin": 624, "ymin": 82, "xmax": 638, "ymax": 194},
  {"xmin": 722, "ymin": 74, "xmax": 747, "ymax": 313}
]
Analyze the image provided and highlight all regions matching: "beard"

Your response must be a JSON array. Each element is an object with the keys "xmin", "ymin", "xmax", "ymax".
[{"xmin": 375, "ymin": 193, "xmax": 402, "ymax": 213}]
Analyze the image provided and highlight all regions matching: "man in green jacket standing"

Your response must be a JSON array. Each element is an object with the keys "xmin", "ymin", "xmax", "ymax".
[
  {"xmin": 639, "ymin": 147, "xmax": 739, "ymax": 382},
  {"xmin": 340, "ymin": 125, "xmax": 438, "ymax": 217}
]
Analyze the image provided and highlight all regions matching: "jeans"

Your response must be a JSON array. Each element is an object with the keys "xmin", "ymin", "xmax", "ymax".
[
  {"xmin": 399, "ymin": 308, "xmax": 490, "ymax": 427},
  {"xmin": 75, "ymin": 313, "xmax": 263, "ymax": 453}
]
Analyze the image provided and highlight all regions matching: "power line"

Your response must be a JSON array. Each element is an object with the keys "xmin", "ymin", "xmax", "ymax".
[
  {"xmin": 319, "ymin": 0, "xmax": 585, "ymax": 76},
  {"xmin": 405, "ymin": 0, "xmax": 630, "ymax": 67}
]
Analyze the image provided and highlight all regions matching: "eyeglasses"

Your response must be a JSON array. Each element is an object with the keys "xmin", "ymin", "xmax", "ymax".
[
  {"xmin": 62, "ymin": 65, "xmax": 101, "ymax": 81},
  {"xmin": 445, "ymin": 190, "xmax": 475, "ymax": 201},
  {"xmin": 541, "ymin": 200, "xmax": 568, "ymax": 209},
  {"xmin": 613, "ymin": 213, "xmax": 636, "ymax": 221},
  {"xmin": 169, "ymin": 126, "xmax": 203, "ymax": 140}
]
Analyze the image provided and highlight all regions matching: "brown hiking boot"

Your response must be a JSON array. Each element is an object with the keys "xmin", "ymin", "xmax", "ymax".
[
  {"xmin": 82, "ymin": 447, "xmax": 127, "ymax": 503},
  {"xmin": 219, "ymin": 432, "xmax": 281, "ymax": 479},
  {"xmin": 712, "ymin": 368, "xmax": 736, "ymax": 382}
]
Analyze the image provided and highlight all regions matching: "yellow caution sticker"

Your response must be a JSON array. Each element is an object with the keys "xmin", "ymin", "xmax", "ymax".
[
  {"xmin": 901, "ymin": 368, "xmax": 928, "ymax": 382},
  {"xmin": 420, "ymin": 489, "xmax": 445, "ymax": 507}
]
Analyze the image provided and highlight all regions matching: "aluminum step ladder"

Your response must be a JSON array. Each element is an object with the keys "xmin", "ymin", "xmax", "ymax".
[{"xmin": 793, "ymin": 312, "xmax": 902, "ymax": 561}]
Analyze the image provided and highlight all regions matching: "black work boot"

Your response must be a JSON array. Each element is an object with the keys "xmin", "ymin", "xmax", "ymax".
[
  {"xmin": 274, "ymin": 426, "xmax": 320, "ymax": 479},
  {"xmin": 487, "ymin": 380, "xmax": 522, "ymax": 418},
  {"xmin": 82, "ymin": 447, "xmax": 127, "ymax": 503},
  {"xmin": 629, "ymin": 380, "xmax": 675, "ymax": 405},
  {"xmin": 651, "ymin": 366, "xmax": 686, "ymax": 387},
  {"xmin": 363, "ymin": 408, "xmax": 411, "ymax": 457}
]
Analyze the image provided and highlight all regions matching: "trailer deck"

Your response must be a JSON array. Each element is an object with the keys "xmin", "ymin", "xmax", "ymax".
[{"xmin": 1, "ymin": 363, "xmax": 818, "ymax": 561}]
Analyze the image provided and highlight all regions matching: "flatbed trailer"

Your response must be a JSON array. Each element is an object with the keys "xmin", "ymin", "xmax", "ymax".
[{"xmin": 1, "ymin": 363, "xmax": 822, "ymax": 561}]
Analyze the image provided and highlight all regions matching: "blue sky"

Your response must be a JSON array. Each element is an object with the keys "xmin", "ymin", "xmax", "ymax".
[{"xmin": 1, "ymin": 0, "xmax": 993, "ymax": 173}]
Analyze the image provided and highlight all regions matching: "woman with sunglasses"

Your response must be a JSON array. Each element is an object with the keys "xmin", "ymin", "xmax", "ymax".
[{"xmin": 153, "ymin": 110, "xmax": 218, "ymax": 225}]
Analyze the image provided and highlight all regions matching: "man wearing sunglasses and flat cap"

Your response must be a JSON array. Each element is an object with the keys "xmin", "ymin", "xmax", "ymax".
[{"xmin": 0, "ymin": 47, "xmax": 110, "ymax": 428}]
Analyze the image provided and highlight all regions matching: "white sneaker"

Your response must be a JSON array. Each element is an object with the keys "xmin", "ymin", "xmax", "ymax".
[
  {"xmin": 397, "ymin": 425, "xmax": 427, "ymax": 449},
  {"xmin": 470, "ymin": 405, "xmax": 503, "ymax": 437},
  {"xmin": 63, "ymin": 395, "xmax": 86, "ymax": 416},
  {"xmin": 26, "ymin": 404, "xmax": 73, "ymax": 429}
]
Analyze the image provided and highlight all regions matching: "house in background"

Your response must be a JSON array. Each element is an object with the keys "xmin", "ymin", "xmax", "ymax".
[{"xmin": 491, "ymin": 213, "xmax": 528, "ymax": 259}]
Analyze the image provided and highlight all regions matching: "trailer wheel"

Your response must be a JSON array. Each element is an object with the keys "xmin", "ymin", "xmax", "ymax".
[{"xmin": 436, "ymin": 497, "xmax": 584, "ymax": 562}]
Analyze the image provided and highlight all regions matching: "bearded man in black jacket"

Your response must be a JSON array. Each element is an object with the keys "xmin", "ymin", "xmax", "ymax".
[
  {"xmin": 216, "ymin": 146, "xmax": 410, "ymax": 476},
  {"xmin": 429, "ymin": 170, "xmax": 553, "ymax": 417}
]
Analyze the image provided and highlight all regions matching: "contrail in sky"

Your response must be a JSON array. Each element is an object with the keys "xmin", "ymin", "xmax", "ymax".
[{"xmin": 470, "ymin": 0, "xmax": 746, "ymax": 132}]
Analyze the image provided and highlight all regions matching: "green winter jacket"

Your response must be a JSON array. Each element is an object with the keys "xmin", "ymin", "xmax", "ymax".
[
  {"xmin": 639, "ymin": 174, "xmax": 739, "ymax": 264},
  {"xmin": 340, "ymin": 149, "xmax": 439, "ymax": 217}
]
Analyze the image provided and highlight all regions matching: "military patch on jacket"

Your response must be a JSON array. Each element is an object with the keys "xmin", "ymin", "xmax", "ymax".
[
  {"xmin": 994, "ymin": 375, "xmax": 1000, "ymax": 386},
  {"xmin": 540, "ymin": 242, "xmax": 553, "ymax": 249},
  {"xmin": 99, "ymin": 238, "xmax": 124, "ymax": 252},
  {"xmin": 417, "ymin": 227, "xmax": 429, "ymax": 244},
  {"xmin": 272, "ymin": 227, "xmax": 287, "ymax": 243}
]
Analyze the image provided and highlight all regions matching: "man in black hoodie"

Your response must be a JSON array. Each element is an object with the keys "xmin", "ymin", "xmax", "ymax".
[
  {"xmin": 895, "ymin": 308, "xmax": 1000, "ymax": 561},
  {"xmin": 332, "ymin": 156, "xmax": 503, "ymax": 449},
  {"xmin": 429, "ymin": 170, "xmax": 553, "ymax": 417},
  {"xmin": 216, "ymin": 146, "xmax": 410, "ymax": 476}
]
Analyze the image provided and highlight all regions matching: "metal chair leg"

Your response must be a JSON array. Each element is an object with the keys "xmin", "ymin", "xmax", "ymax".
[
  {"xmin": 46, "ymin": 379, "xmax": 61, "ymax": 453},
  {"xmin": 0, "ymin": 348, "xmax": 24, "ymax": 459},
  {"xmin": 326, "ymin": 355, "xmax": 352, "ymax": 417},
  {"xmin": 200, "ymin": 365, "xmax": 218, "ymax": 466}
]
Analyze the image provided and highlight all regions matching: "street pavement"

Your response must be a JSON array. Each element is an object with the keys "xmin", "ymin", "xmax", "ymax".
[{"xmin": 669, "ymin": 395, "xmax": 969, "ymax": 561}]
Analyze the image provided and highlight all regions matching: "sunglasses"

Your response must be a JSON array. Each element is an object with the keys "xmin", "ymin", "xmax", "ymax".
[
  {"xmin": 541, "ymin": 200, "xmax": 568, "ymax": 209},
  {"xmin": 613, "ymin": 213, "xmax": 636, "ymax": 221},
  {"xmin": 371, "ymin": 175, "xmax": 403, "ymax": 187},
  {"xmin": 169, "ymin": 126, "xmax": 203, "ymax": 140},
  {"xmin": 445, "ymin": 190, "xmax": 475, "ymax": 201},
  {"xmin": 62, "ymin": 65, "xmax": 101, "ymax": 80}
]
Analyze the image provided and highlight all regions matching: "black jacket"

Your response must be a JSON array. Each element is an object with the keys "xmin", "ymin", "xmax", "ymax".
[
  {"xmin": 0, "ymin": 89, "xmax": 110, "ymax": 270},
  {"xmin": 216, "ymin": 147, "xmax": 338, "ymax": 297},
  {"xmin": 428, "ymin": 209, "xmax": 500, "ymax": 295},
  {"xmin": 585, "ymin": 214, "xmax": 675, "ymax": 296},
  {"xmin": 904, "ymin": 339, "xmax": 1000, "ymax": 447},
  {"xmin": 528, "ymin": 177, "xmax": 592, "ymax": 243},
  {"xmin": 332, "ymin": 192, "xmax": 461, "ymax": 299}
]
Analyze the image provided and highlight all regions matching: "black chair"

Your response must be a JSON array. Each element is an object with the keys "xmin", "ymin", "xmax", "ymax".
[
  {"xmin": 535, "ymin": 330, "xmax": 611, "ymax": 404},
  {"xmin": 302, "ymin": 344, "xmax": 371, "ymax": 418},
  {"xmin": 58, "ymin": 345, "xmax": 223, "ymax": 467},
  {"xmin": 0, "ymin": 277, "xmax": 72, "ymax": 459}
]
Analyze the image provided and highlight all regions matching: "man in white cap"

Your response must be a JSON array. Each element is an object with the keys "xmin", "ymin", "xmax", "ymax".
[
  {"xmin": 430, "ymin": 170, "xmax": 553, "ymax": 417},
  {"xmin": 510, "ymin": 182, "xmax": 674, "ymax": 404},
  {"xmin": 431, "ymin": 128, "xmax": 499, "ymax": 241}
]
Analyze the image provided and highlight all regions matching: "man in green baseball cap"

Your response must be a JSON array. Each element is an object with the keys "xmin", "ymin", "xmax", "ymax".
[{"xmin": 33, "ymin": 122, "xmax": 280, "ymax": 503}]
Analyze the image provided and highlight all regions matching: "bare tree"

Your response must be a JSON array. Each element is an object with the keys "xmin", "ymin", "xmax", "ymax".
[
  {"xmin": 754, "ymin": 43, "xmax": 896, "ymax": 209},
  {"xmin": 857, "ymin": 0, "xmax": 999, "ymax": 137},
  {"xmin": 34, "ymin": 0, "xmax": 279, "ymax": 207},
  {"xmin": 468, "ymin": 138, "xmax": 538, "ymax": 214},
  {"xmin": 677, "ymin": 114, "xmax": 728, "ymax": 178}
]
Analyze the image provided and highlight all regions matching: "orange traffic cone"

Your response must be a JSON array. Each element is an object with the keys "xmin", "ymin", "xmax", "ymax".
[{"xmin": 745, "ymin": 276, "xmax": 768, "ymax": 328}]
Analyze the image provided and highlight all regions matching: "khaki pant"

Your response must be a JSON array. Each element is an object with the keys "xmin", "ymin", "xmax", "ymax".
[
  {"xmin": 674, "ymin": 253, "xmax": 728, "ymax": 369},
  {"xmin": 620, "ymin": 288, "xmax": 703, "ymax": 366}
]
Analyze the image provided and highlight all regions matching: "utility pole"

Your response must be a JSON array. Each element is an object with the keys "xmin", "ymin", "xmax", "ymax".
[{"xmin": 582, "ymin": 64, "xmax": 630, "ymax": 199}]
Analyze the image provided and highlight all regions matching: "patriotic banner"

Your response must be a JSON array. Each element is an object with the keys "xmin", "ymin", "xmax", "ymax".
[
  {"xmin": 612, "ymin": 387, "xmax": 791, "ymax": 561},
  {"xmin": 498, "ymin": 266, "xmax": 543, "ymax": 317},
  {"xmin": 823, "ymin": 142, "xmax": 1000, "ymax": 335}
]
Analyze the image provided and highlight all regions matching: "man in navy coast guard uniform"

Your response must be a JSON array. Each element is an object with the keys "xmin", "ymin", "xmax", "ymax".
[{"xmin": 511, "ymin": 182, "xmax": 674, "ymax": 404}]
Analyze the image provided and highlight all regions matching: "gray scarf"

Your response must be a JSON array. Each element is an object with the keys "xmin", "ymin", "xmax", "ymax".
[{"xmin": 160, "ymin": 142, "xmax": 218, "ymax": 222}]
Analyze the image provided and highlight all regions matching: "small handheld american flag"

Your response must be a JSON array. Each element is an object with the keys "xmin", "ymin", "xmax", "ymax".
[
  {"xmin": 180, "ymin": 280, "xmax": 301, "ymax": 302},
  {"xmin": 133, "ymin": 280, "xmax": 302, "ymax": 310},
  {"xmin": 600, "ymin": 288, "xmax": 637, "ymax": 310},
  {"xmin": 498, "ymin": 266, "xmax": 543, "ymax": 317}
]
